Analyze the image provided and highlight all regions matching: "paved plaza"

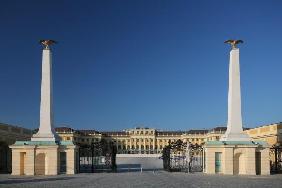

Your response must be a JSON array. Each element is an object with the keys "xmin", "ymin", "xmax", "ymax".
[{"xmin": 0, "ymin": 171, "xmax": 281, "ymax": 188}]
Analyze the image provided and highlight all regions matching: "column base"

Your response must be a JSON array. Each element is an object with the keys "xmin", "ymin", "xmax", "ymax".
[
  {"xmin": 10, "ymin": 141, "xmax": 78, "ymax": 176},
  {"xmin": 220, "ymin": 133, "xmax": 251, "ymax": 141},
  {"xmin": 204, "ymin": 141, "xmax": 269, "ymax": 175},
  {"xmin": 31, "ymin": 133, "xmax": 59, "ymax": 141}
]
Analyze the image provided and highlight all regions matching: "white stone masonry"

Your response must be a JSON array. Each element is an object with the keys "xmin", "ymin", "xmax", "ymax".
[
  {"xmin": 31, "ymin": 49, "xmax": 59, "ymax": 141},
  {"xmin": 220, "ymin": 48, "xmax": 250, "ymax": 141}
]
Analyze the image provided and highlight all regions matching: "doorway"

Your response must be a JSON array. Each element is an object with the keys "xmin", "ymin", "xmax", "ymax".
[
  {"xmin": 35, "ymin": 153, "xmax": 46, "ymax": 175},
  {"xmin": 60, "ymin": 152, "xmax": 67, "ymax": 173},
  {"xmin": 234, "ymin": 153, "xmax": 245, "ymax": 175},
  {"xmin": 255, "ymin": 152, "xmax": 261, "ymax": 175},
  {"xmin": 215, "ymin": 152, "xmax": 222, "ymax": 173},
  {"xmin": 20, "ymin": 152, "xmax": 26, "ymax": 175}
]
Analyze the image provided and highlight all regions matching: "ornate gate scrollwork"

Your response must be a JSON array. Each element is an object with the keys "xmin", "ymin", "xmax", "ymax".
[
  {"xmin": 162, "ymin": 139, "xmax": 203, "ymax": 172},
  {"xmin": 270, "ymin": 144, "xmax": 282, "ymax": 174},
  {"xmin": 79, "ymin": 139, "xmax": 117, "ymax": 173}
]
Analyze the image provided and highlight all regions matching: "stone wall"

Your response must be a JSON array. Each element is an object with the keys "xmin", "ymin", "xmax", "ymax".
[{"xmin": 116, "ymin": 154, "xmax": 163, "ymax": 171}]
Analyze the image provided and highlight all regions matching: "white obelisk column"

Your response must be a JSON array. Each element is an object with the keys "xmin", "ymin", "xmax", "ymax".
[
  {"xmin": 31, "ymin": 48, "xmax": 58, "ymax": 141},
  {"xmin": 220, "ymin": 48, "xmax": 250, "ymax": 141}
]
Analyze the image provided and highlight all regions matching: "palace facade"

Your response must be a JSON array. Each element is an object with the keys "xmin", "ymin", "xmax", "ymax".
[
  {"xmin": 56, "ymin": 127, "xmax": 224, "ymax": 154},
  {"xmin": 56, "ymin": 122, "xmax": 282, "ymax": 154},
  {"xmin": 1, "ymin": 122, "xmax": 281, "ymax": 173}
]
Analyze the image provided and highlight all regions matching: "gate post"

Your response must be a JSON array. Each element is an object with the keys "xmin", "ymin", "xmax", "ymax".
[
  {"xmin": 91, "ymin": 143, "xmax": 94, "ymax": 173},
  {"xmin": 78, "ymin": 147, "xmax": 80, "ymax": 173},
  {"xmin": 274, "ymin": 148, "xmax": 278, "ymax": 173}
]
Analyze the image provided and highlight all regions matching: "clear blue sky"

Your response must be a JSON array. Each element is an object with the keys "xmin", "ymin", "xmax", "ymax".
[{"xmin": 0, "ymin": 0, "xmax": 281, "ymax": 131}]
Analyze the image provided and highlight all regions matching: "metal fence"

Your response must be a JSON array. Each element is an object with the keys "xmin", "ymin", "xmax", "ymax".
[
  {"xmin": 162, "ymin": 140, "xmax": 203, "ymax": 172},
  {"xmin": 78, "ymin": 140, "xmax": 117, "ymax": 173},
  {"xmin": 270, "ymin": 145, "xmax": 282, "ymax": 174}
]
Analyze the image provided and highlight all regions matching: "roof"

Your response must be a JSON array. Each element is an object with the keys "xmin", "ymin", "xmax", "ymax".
[
  {"xmin": 156, "ymin": 131, "xmax": 184, "ymax": 136},
  {"xmin": 206, "ymin": 140, "xmax": 269, "ymax": 147},
  {"xmin": 209, "ymin": 127, "xmax": 227, "ymax": 133},
  {"xmin": 55, "ymin": 127, "xmax": 74, "ymax": 133},
  {"xmin": 185, "ymin": 130, "xmax": 209, "ymax": 134},
  {"xmin": 101, "ymin": 131, "xmax": 129, "ymax": 136},
  {"xmin": 12, "ymin": 140, "xmax": 76, "ymax": 146},
  {"xmin": 78, "ymin": 130, "xmax": 101, "ymax": 135}
]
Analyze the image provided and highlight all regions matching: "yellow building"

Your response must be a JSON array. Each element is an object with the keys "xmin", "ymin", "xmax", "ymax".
[
  {"xmin": 56, "ymin": 127, "xmax": 223, "ymax": 154},
  {"xmin": 2, "ymin": 122, "xmax": 281, "ymax": 174},
  {"xmin": 0, "ymin": 123, "xmax": 32, "ymax": 173},
  {"xmin": 244, "ymin": 122, "xmax": 282, "ymax": 172},
  {"xmin": 55, "ymin": 123, "xmax": 282, "ymax": 156},
  {"xmin": 244, "ymin": 122, "xmax": 282, "ymax": 146}
]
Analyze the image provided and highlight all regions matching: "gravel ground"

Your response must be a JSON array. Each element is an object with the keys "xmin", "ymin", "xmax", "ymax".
[{"xmin": 0, "ymin": 171, "xmax": 281, "ymax": 188}]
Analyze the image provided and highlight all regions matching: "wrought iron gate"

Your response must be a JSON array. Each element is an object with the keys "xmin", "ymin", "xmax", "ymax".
[
  {"xmin": 162, "ymin": 140, "xmax": 203, "ymax": 172},
  {"xmin": 189, "ymin": 144, "xmax": 204, "ymax": 172},
  {"xmin": 79, "ymin": 140, "xmax": 117, "ymax": 173},
  {"xmin": 270, "ymin": 144, "xmax": 282, "ymax": 173}
]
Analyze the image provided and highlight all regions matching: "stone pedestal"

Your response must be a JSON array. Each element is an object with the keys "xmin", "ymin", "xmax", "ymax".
[
  {"xmin": 204, "ymin": 141, "xmax": 270, "ymax": 175},
  {"xmin": 10, "ymin": 141, "xmax": 78, "ymax": 175}
]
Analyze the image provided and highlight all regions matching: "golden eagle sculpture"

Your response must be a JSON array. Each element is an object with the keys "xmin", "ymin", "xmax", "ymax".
[
  {"xmin": 224, "ymin": 39, "xmax": 243, "ymax": 49},
  {"xmin": 39, "ymin": 40, "xmax": 57, "ymax": 50}
]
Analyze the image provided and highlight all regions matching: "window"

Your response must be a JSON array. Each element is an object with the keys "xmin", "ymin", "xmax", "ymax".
[
  {"xmin": 141, "ymin": 131, "xmax": 143, "ymax": 134},
  {"xmin": 145, "ymin": 131, "xmax": 148, "ymax": 134},
  {"xmin": 66, "ymin": 137, "xmax": 70, "ymax": 140},
  {"xmin": 81, "ymin": 139, "xmax": 85, "ymax": 142},
  {"xmin": 136, "ymin": 139, "xmax": 139, "ymax": 142}
]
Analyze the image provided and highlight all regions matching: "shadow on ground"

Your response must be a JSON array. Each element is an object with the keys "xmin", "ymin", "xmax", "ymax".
[{"xmin": 0, "ymin": 177, "xmax": 76, "ymax": 185}]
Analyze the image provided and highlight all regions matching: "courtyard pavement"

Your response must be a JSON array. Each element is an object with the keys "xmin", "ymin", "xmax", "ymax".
[{"xmin": 0, "ymin": 171, "xmax": 282, "ymax": 188}]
